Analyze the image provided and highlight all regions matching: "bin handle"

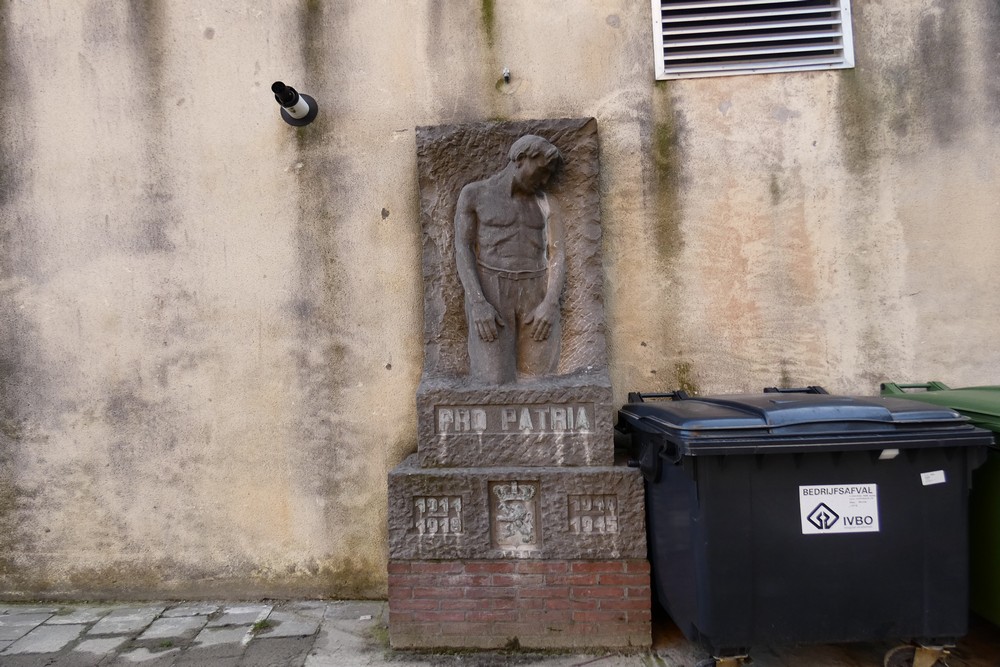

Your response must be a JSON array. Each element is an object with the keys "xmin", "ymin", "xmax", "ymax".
[
  {"xmin": 627, "ymin": 390, "xmax": 690, "ymax": 403},
  {"xmin": 880, "ymin": 381, "xmax": 951, "ymax": 394},
  {"xmin": 762, "ymin": 386, "xmax": 829, "ymax": 394}
]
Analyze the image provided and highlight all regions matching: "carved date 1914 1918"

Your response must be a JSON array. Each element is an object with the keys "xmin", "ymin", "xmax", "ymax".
[
  {"xmin": 413, "ymin": 496, "xmax": 463, "ymax": 535},
  {"xmin": 436, "ymin": 404, "xmax": 593, "ymax": 435}
]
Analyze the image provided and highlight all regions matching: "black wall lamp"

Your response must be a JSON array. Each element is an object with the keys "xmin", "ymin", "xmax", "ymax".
[{"xmin": 271, "ymin": 81, "xmax": 318, "ymax": 127}]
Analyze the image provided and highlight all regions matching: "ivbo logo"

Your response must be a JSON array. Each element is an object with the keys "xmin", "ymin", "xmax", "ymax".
[{"xmin": 807, "ymin": 503, "xmax": 840, "ymax": 530}]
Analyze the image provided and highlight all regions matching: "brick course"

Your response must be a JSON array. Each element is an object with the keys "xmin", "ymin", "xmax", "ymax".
[{"xmin": 388, "ymin": 558, "xmax": 651, "ymax": 649}]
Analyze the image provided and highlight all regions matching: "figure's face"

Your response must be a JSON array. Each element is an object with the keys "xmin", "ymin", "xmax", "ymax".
[{"xmin": 513, "ymin": 154, "xmax": 554, "ymax": 192}]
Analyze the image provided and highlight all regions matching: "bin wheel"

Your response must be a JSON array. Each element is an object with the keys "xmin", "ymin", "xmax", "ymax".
[{"xmin": 883, "ymin": 644, "xmax": 950, "ymax": 667}]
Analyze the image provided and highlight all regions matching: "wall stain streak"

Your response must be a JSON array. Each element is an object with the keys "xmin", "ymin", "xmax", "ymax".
[
  {"xmin": 917, "ymin": 5, "xmax": 966, "ymax": 145},
  {"xmin": 981, "ymin": 0, "xmax": 1000, "ymax": 124},
  {"xmin": 124, "ymin": 0, "xmax": 177, "ymax": 252},
  {"xmin": 0, "ymin": 0, "xmax": 37, "ymax": 584},
  {"xmin": 481, "ymin": 0, "xmax": 496, "ymax": 48},
  {"xmin": 292, "ymin": 2, "xmax": 381, "ymax": 595},
  {"xmin": 836, "ymin": 67, "xmax": 879, "ymax": 175},
  {"xmin": 650, "ymin": 84, "xmax": 686, "ymax": 263}
]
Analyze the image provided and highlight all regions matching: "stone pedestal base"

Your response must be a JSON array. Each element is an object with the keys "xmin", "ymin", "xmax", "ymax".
[
  {"xmin": 388, "ymin": 559, "xmax": 651, "ymax": 649},
  {"xmin": 387, "ymin": 456, "xmax": 651, "ymax": 649}
]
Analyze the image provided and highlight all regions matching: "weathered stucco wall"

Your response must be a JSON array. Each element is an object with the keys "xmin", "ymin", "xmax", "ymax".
[{"xmin": 0, "ymin": 0, "xmax": 997, "ymax": 598}]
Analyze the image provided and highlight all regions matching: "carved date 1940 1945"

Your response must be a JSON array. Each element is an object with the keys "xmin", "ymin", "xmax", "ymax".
[{"xmin": 436, "ymin": 404, "xmax": 593, "ymax": 435}]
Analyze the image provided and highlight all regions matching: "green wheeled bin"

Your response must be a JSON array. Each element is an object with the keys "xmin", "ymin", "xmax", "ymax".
[{"xmin": 881, "ymin": 382, "xmax": 1000, "ymax": 628}]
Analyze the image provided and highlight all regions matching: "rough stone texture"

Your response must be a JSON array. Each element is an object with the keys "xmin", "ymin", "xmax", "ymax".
[
  {"xmin": 87, "ymin": 607, "xmax": 164, "ymax": 636},
  {"xmin": 415, "ymin": 117, "xmax": 608, "ymax": 382},
  {"xmin": 0, "ymin": 614, "xmax": 53, "ymax": 641},
  {"xmin": 416, "ymin": 375, "xmax": 613, "ymax": 467},
  {"xmin": 387, "ymin": 455, "xmax": 644, "ymax": 561},
  {"xmin": 387, "ymin": 559, "xmax": 651, "ymax": 649},
  {"xmin": 2, "ymin": 623, "xmax": 85, "ymax": 654},
  {"xmin": 413, "ymin": 117, "xmax": 614, "ymax": 472}
]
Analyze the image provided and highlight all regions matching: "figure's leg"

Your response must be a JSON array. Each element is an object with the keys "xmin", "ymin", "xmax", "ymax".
[
  {"xmin": 467, "ymin": 271, "xmax": 517, "ymax": 384},
  {"xmin": 516, "ymin": 275, "xmax": 561, "ymax": 377}
]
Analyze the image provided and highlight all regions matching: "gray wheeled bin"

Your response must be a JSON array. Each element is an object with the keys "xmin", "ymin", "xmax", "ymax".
[{"xmin": 617, "ymin": 388, "xmax": 994, "ymax": 667}]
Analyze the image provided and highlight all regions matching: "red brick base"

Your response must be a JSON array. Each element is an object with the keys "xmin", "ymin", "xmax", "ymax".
[{"xmin": 388, "ymin": 559, "xmax": 651, "ymax": 649}]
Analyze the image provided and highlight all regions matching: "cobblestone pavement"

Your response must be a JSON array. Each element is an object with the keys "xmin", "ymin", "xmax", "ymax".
[{"xmin": 1, "ymin": 600, "xmax": 999, "ymax": 666}]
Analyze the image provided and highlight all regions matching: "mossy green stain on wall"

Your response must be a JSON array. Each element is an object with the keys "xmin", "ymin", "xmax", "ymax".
[
  {"xmin": 836, "ymin": 67, "xmax": 878, "ymax": 175},
  {"xmin": 674, "ymin": 361, "xmax": 699, "ymax": 396},
  {"xmin": 481, "ymin": 0, "xmax": 496, "ymax": 47},
  {"xmin": 651, "ymin": 84, "xmax": 686, "ymax": 263}
]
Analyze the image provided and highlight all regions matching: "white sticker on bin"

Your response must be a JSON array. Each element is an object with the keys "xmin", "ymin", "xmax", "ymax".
[
  {"xmin": 921, "ymin": 470, "xmax": 946, "ymax": 486},
  {"xmin": 799, "ymin": 484, "xmax": 879, "ymax": 535}
]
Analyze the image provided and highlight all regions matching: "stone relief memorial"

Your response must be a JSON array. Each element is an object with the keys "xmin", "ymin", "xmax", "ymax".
[{"xmin": 387, "ymin": 119, "xmax": 650, "ymax": 650}]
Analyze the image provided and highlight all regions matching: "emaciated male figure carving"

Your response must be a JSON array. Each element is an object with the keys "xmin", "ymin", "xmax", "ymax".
[{"xmin": 455, "ymin": 135, "xmax": 566, "ymax": 384}]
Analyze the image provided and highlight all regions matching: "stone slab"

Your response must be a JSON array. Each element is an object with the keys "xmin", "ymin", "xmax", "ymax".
[
  {"xmin": 88, "ymin": 606, "xmax": 164, "ymax": 635},
  {"xmin": 118, "ymin": 646, "xmax": 180, "ymax": 663},
  {"xmin": 206, "ymin": 604, "xmax": 271, "ymax": 627},
  {"xmin": 2, "ymin": 623, "xmax": 85, "ymax": 654},
  {"xmin": 415, "ymin": 118, "xmax": 608, "ymax": 385},
  {"xmin": 0, "ymin": 613, "xmax": 51, "ymax": 641},
  {"xmin": 47, "ymin": 606, "xmax": 114, "ymax": 624},
  {"xmin": 0, "ymin": 606, "xmax": 60, "ymax": 615},
  {"xmin": 258, "ymin": 610, "xmax": 320, "ymax": 638},
  {"xmin": 193, "ymin": 624, "xmax": 253, "ymax": 647},
  {"xmin": 416, "ymin": 375, "xmax": 614, "ymax": 467},
  {"xmin": 139, "ymin": 615, "xmax": 207, "ymax": 640},
  {"xmin": 162, "ymin": 603, "xmax": 220, "ymax": 618},
  {"xmin": 388, "ymin": 455, "xmax": 645, "ymax": 560},
  {"xmin": 74, "ymin": 635, "xmax": 130, "ymax": 655}
]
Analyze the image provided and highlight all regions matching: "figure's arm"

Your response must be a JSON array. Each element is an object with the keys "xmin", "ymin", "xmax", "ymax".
[
  {"xmin": 455, "ymin": 186, "xmax": 504, "ymax": 342},
  {"xmin": 526, "ymin": 195, "xmax": 566, "ymax": 342}
]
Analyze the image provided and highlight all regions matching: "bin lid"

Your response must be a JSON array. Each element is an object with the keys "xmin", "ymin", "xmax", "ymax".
[
  {"xmin": 881, "ymin": 382, "xmax": 1000, "ymax": 432},
  {"xmin": 618, "ymin": 390, "xmax": 993, "ymax": 458}
]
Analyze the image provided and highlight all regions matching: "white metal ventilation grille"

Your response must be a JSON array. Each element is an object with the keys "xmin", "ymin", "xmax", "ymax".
[{"xmin": 652, "ymin": 0, "xmax": 855, "ymax": 79}]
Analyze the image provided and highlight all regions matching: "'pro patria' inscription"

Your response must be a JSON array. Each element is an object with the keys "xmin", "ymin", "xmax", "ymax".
[{"xmin": 437, "ymin": 404, "xmax": 592, "ymax": 435}]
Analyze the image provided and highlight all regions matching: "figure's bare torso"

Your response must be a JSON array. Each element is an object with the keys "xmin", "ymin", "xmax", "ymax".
[{"xmin": 467, "ymin": 175, "xmax": 547, "ymax": 272}]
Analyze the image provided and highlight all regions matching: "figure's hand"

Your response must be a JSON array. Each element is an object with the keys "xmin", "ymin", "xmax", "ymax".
[
  {"xmin": 525, "ymin": 300, "xmax": 558, "ymax": 341},
  {"xmin": 471, "ymin": 301, "xmax": 505, "ymax": 342}
]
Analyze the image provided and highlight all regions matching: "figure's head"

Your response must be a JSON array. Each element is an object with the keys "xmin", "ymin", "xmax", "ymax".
[{"xmin": 508, "ymin": 135, "xmax": 562, "ymax": 192}]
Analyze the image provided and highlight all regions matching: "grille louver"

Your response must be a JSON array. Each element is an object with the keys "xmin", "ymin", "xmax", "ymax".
[{"xmin": 653, "ymin": 0, "xmax": 855, "ymax": 79}]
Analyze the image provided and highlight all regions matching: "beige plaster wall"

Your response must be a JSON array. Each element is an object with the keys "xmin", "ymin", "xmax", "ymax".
[{"xmin": 0, "ymin": 0, "xmax": 997, "ymax": 598}]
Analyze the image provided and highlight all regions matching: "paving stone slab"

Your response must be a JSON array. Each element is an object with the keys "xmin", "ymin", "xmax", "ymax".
[
  {"xmin": 88, "ymin": 607, "xmax": 165, "ymax": 636},
  {"xmin": 0, "ymin": 613, "xmax": 53, "ymax": 641},
  {"xmin": 173, "ymin": 652, "xmax": 241, "ymax": 667},
  {"xmin": 2, "ymin": 623, "xmax": 86, "ymax": 654},
  {"xmin": 241, "ymin": 635, "xmax": 312, "ymax": 666},
  {"xmin": 257, "ymin": 610, "xmax": 320, "ymax": 638},
  {"xmin": 161, "ymin": 603, "xmax": 220, "ymax": 618},
  {"xmin": 193, "ymin": 624, "xmax": 252, "ymax": 647},
  {"xmin": 321, "ymin": 601, "xmax": 385, "ymax": 622},
  {"xmin": 116, "ymin": 647, "xmax": 180, "ymax": 663},
  {"xmin": 284, "ymin": 601, "xmax": 328, "ymax": 618},
  {"xmin": 139, "ymin": 616, "xmax": 207, "ymax": 641},
  {"xmin": 0, "ymin": 606, "xmax": 61, "ymax": 615},
  {"xmin": 205, "ymin": 604, "xmax": 271, "ymax": 627},
  {"xmin": 74, "ymin": 635, "xmax": 131, "ymax": 655},
  {"xmin": 47, "ymin": 607, "xmax": 115, "ymax": 625}
]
